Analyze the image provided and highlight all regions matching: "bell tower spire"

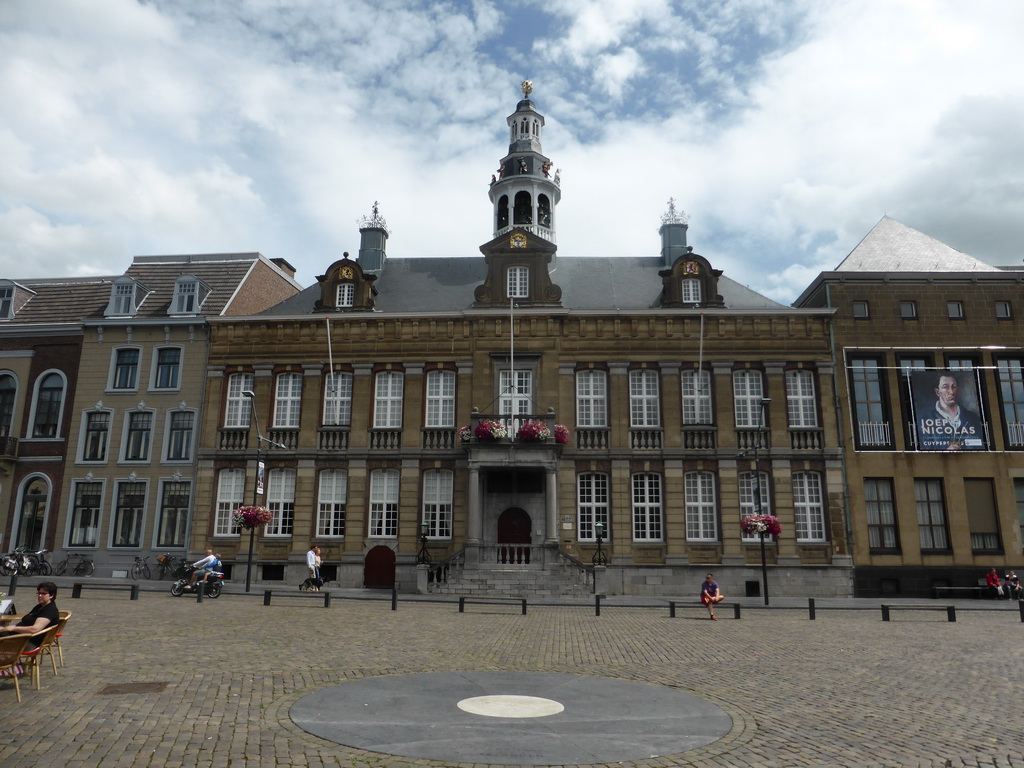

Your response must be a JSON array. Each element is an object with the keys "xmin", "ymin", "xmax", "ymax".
[{"xmin": 488, "ymin": 81, "xmax": 561, "ymax": 244}]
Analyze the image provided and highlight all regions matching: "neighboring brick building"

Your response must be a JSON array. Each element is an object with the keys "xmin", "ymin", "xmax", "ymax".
[
  {"xmin": 192, "ymin": 88, "xmax": 850, "ymax": 596},
  {"xmin": 796, "ymin": 216, "xmax": 1024, "ymax": 596},
  {"xmin": 0, "ymin": 253, "xmax": 301, "ymax": 576}
]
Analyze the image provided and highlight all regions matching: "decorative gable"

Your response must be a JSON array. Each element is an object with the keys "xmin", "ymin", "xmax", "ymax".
[
  {"xmin": 659, "ymin": 253, "xmax": 724, "ymax": 308},
  {"xmin": 315, "ymin": 253, "xmax": 376, "ymax": 312},
  {"xmin": 473, "ymin": 229, "xmax": 562, "ymax": 308},
  {"xmin": 0, "ymin": 280, "xmax": 35, "ymax": 320}
]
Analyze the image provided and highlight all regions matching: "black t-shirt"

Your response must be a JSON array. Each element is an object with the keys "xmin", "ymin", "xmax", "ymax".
[{"xmin": 17, "ymin": 601, "xmax": 59, "ymax": 649}]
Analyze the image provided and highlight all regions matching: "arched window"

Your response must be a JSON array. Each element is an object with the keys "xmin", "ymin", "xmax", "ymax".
[
  {"xmin": 317, "ymin": 469, "xmax": 347, "ymax": 537},
  {"xmin": 224, "ymin": 373, "xmax": 254, "ymax": 427},
  {"xmin": 422, "ymin": 469, "xmax": 453, "ymax": 538},
  {"xmin": 369, "ymin": 468, "xmax": 400, "ymax": 537},
  {"xmin": 32, "ymin": 371, "xmax": 65, "ymax": 438},
  {"xmin": 0, "ymin": 373, "xmax": 17, "ymax": 438},
  {"xmin": 513, "ymin": 191, "xmax": 532, "ymax": 225},
  {"xmin": 537, "ymin": 194, "xmax": 551, "ymax": 228},
  {"xmin": 214, "ymin": 468, "xmax": 245, "ymax": 536},
  {"xmin": 577, "ymin": 473, "xmax": 609, "ymax": 541},
  {"xmin": 496, "ymin": 195, "xmax": 509, "ymax": 229},
  {"xmin": 265, "ymin": 468, "xmax": 296, "ymax": 536},
  {"xmin": 15, "ymin": 476, "xmax": 49, "ymax": 550}
]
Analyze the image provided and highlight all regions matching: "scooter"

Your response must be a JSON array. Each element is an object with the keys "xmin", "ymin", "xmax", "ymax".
[{"xmin": 170, "ymin": 565, "xmax": 225, "ymax": 598}]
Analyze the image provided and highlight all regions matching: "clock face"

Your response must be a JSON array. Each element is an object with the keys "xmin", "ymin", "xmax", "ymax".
[
  {"xmin": 510, "ymin": 232, "xmax": 527, "ymax": 249},
  {"xmin": 340, "ymin": 266, "xmax": 354, "ymax": 279}
]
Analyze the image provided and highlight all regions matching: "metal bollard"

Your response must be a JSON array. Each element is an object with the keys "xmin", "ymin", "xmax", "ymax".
[
  {"xmin": 130, "ymin": 584, "xmax": 140, "ymax": 601},
  {"xmin": 196, "ymin": 584, "xmax": 203, "ymax": 603},
  {"xmin": 263, "ymin": 590, "xmax": 273, "ymax": 606},
  {"xmin": 808, "ymin": 597, "xmax": 816, "ymax": 621},
  {"xmin": 324, "ymin": 592, "xmax": 332, "ymax": 608},
  {"xmin": 391, "ymin": 587, "xmax": 397, "ymax": 611},
  {"xmin": 595, "ymin": 594, "xmax": 602, "ymax": 617},
  {"xmin": 72, "ymin": 583, "xmax": 83, "ymax": 599},
  {"xmin": 7, "ymin": 574, "xmax": 16, "ymax": 597}
]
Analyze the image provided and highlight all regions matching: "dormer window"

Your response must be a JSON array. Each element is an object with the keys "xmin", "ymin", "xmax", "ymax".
[
  {"xmin": 336, "ymin": 283, "xmax": 354, "ymax": 308},
  {"xmin": 507, "ymin": 266, "xmax": 529, "ymax": 299},
  {"xmin": 681, "ymin": 278, "xmax": 701, "ymax": 304},
  {"xmin": 0, "ymin": 285, "xmax": 13, "ymax": 320},
  {"xmin": 172, "ymin": 275, "xmax": 210, "ymax": 315},
  {"xmin": 106, "ymin": 277, "xmax": 146, "ymax": 317}
]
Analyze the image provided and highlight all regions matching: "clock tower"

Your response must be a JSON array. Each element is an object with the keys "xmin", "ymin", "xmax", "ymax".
[{"xmin": 488, "ymin": 81, "xmax": 561, "ymax": 244}]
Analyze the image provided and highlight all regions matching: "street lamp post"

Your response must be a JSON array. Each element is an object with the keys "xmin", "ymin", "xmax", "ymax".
[
  {"xmin": 417, "ymin": 522, "xmax": 432, "ymax": 564},
  {"xmin": 754, "ymin": 397, "xmax": 771, "ymax": 606},
  {"xmin": 241, "ymin": 391, "xmax": 263, "ymax": 593},
  {"xmin": 592, "ymin": 522, "xmax": 608, "ymax": 566}
]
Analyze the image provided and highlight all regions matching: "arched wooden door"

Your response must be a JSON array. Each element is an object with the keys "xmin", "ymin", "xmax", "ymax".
[
  {"xmin": 497, "ymin": 507, "xmax": 531, "ymax": 564},
  {"xmin": 363, "ymin": 545, "xmax": 396, "ymax": 588}
]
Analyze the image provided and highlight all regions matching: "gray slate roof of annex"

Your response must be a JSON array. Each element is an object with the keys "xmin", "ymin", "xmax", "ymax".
[
  {"xmin": 835, "ymin": 216, "xmax": 999, "ymax": 273},
  {"xmin": 263, "ymin": 255, "xmax": 789, "ymax": 315},
  {"xmin": 3, "ymin": 254, "xmax": 265, "ymax": 326}
]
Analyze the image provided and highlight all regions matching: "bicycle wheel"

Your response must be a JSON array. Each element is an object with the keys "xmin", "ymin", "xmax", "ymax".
[
  {"xmin": 131, "ymin": 562, "xmax": 140, "ymax": 580},
  {"xmin": 25, "ymin": 555, "xmax": 40, "ymax": 575},
  {"xmin": 142, "ymin": 563, "xmax": 151, "ymax": 580},
  {"xmin": 54, "ymin": 559, "xmax": 67, "ymax": 576},
  {"xmin": 38, "ymin": 561, "xmax": 52, "ymax": 576},
  {"xmin": 84, "ymin": 559, "xmax": 95, "ymax": 576},
  {"xmin": 0, "ymin": 557, "xmax": 13, "ymax": 577},
  {"xmin": 154, "ymin": 563, "xmax": 166, "ymax": 580}
]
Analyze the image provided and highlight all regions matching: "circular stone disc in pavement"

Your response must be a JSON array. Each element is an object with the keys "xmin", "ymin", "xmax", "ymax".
[{"xmin": 291, "ymin": 671, "xmax": 732, "ymax": 765}]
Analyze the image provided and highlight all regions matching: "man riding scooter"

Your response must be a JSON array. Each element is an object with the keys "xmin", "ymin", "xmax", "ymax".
[{"xmin": 188, "ymin": 549, "xmax": 220, "ymax": 590}]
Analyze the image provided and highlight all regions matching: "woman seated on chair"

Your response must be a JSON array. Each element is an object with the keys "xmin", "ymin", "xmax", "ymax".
[{"xmin": 0, "ymin": 582, "xmax": 59, "ymax": 650}]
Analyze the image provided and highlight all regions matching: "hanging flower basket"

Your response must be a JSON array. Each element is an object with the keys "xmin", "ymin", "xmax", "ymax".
[
  {"xmin": 516, "ymin": 420, "xmax": 552, "ymax": 441},
  {"xmin": 457, "ymin": 424, "xmax": 474, "ymax": 442},
  {"xmin": 232, "ymin": 505, "xmax": 273, "ymax": 531},
  {"xmin": 474, "ymin": 419, "xmax": 508, "ymax": 441},
  {"xmin": 741, "ymin": 514, "xmax": 782, "ymax": 537},
  {"xmin": 553, "ymin": 424, "xmax": 570, "ymax": 444}
]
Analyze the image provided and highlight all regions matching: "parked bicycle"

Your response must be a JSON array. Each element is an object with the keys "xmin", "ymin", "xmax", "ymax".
[
  {"xmin": 0, "ymin": 546, "xmax": 44, "ymax": 576},
  {"xmin": 53, "ymin": 552, "xmax": 95, "ymax": 577},
  {"xmin": 154, "ymin": 553, "xmax": 187, "ymax": 580},
  {"xmin": 29, "ymin": 549, "xmax": 51, "ymax": 576},
  {"xmin": 131, "ymin": 555, "xmax": 151, "ymax": 580}
]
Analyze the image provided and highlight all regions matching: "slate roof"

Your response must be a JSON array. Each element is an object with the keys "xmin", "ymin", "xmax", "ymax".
[
  {"xmin": 2, "ymin": 253, "xmax": 286, "ymax": 326},
  {"xmin": 263, "ymin": 255, "xmax": 789, "ymax": 316},
  {"xmin": 835, "ymin": 216, "xmax": 999, "ymax": 273}
]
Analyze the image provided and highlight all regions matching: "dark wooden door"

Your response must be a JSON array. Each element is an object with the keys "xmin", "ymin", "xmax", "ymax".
[
  {"xmin": 363, "ymin": 545, "xmax": 396, "ymax": 588},
  {"xmin": 497, "ymin": 508, "xmax": 531, "ymax": 564}
]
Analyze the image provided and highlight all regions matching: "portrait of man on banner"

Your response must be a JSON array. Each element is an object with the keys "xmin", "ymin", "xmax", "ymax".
[{"xmin": 911, "ymin": 369, "xmax": 986, "ymax": 451}]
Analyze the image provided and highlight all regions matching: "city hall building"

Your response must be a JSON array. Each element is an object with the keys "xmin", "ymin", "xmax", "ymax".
[{"xmin": 191, "ymin": 87, "xmax": 850, "ymax": 596}]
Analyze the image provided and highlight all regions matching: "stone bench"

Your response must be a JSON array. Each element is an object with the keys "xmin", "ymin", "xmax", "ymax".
[
  {"xmin": 263, "ymin": 589, "xmax": 331, "ymax": 608},
  {"xmin": 881, "ymin": 603, "xmax": 955, "ymax": 622},
  {"xmin": 668, "ymin": 600, "xmax": 742, "ymax": 619},
  {"xmin": 458, "ymin": 596, "xmax": 527, "ymax": 615},
  {"xmin": 72, "ymin": 582, "xmax": 140, "ymax": 600}
]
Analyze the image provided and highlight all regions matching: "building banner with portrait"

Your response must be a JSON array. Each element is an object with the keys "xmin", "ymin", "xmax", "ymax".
[{"xmin": 910, "ymin": 369, "xmax": 987, "ymax": 451}]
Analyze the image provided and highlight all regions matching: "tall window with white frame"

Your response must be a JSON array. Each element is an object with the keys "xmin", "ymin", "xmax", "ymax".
[
  {"xmin": 369, "ymin": 468, "xmax": 399, "ymax": 537},
  {"xmin": 507, "ymin": 266, "xmax": 529, "ymax": 299},
  {"xmin": 1015, "ymin": 479, "xmax": 1024, "ymax": 548},
  {"xmin": 214, "ymin": 468, "xmax": 245, "ymax": 536},
  {"xmin": 166, "ymin": 410, "xmax": 194, "ymax": 461},
  {"xmin": 68, "ymin": 481, "xmax": 101, "ymax": 547},
  {"xmin": 112, "ymin": 481, "xmax": 145, "ymax": 547},
  {"xmin": 685, "ymin": 471, "xmax": 717, "ymax": 541},
  {"xmin": 123, "ymin": 411, "xmax": 153, "ymax": 461},
  {"xmin": 82, "ymin": 411, "xmax": 110, "ymax": 462},
  {"xmin": 739, "ymin": 471, "xmax": 771, "ymax": 542},
  {"xmin": 785, "ymin": 369, "xmax": 818, "ymax": 428},
  {"xmin": 273, "ymin": 372, "xmax": 302, "ymax": 428},
  {"xmin": 422, "ymin": 469, "xmax": 453, "ymax": 538},
  {"xmin": 425, "ymin": 370, "xmax": 456, "ymax": 428},
  {"xmin": 265, "ymin": 468, "xmax": 295, "ymax": 536},
  {"xmin": 112, "ymin": 348, "xmax": 140, "ymax": 390},
  {"xmin": 793, "ymin": 471, "xmax": 826, "ymax": 542},
  {"xmin": 681, "ymin": 278, "xmax": 701, "ymax": 304},
  {"xmin": 631, "ymin": 473, "xmax": 663, "ymax": 541},
  {"xmin": 373, "ymin": 372, "xmax": 404, "ymax": 429},
  {"xmin": 577, "ymin": 473, "xmax": 609, "ymax": 541},
  {"xmin": 864, "ymin": 478, "xmax": 898, "ymax": 550},
  {"xmin": 681, "ymin": 369, "xmax": 713, "ymax": 425},
  {"xmin": 224, "ymin": 373, "xmax": 254, "ymax": 428},
  {"xmin": 157, "ymin": 480, "xmax": 190, "ymax": 548},
  {"xmin": 316, "ymin": 469, "xmax": 347, "ymax": 537},
  {"xmin": 499, "ymin": 369, "xmax": 533, "ymax": 417},
  {"xmin": 964, "ymin": 478, "xmax": 1000, "ymax": 552},
  {"xmin": 732, "ymin": 369, "xmax": 765, "ymax": 428},
  {"xmin": 154, "ymin": 347, "xmax": 181, "ymax": 389},
  {"xmin": 629, "ymin": 370, "xmax": 660, "ymax": 427},
  {"xmin": 576, "ymin": 370, "xmax": 607, "ymax": 428},
  {"xmin": 32, "ymin": 372, "xmax": 64, "ymax": 438},
  {"xmin": 915, "ymin": 478, "xmax": 948, "ymax": 550},
  {"xmin": 323, "ymin": 371, "xmax": 353, "ymax": 426}
]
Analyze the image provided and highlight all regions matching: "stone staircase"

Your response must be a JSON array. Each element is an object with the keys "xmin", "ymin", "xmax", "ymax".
[{"xmin": 428, "ymin": 561, "xmax": 594, "ymax": 598}]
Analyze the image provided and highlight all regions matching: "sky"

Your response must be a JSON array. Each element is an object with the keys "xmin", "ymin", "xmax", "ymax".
[{"xmin": 2, "ymin": 0, "xmax": 1024, "ymax": 304}]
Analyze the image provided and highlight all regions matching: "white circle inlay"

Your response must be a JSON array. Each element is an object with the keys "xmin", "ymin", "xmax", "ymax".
[{"xmin": 457, "ymin": 694, "xmax": 565, "ymax": 718}]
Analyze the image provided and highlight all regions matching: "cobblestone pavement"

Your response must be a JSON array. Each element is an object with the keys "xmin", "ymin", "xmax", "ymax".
[{"xmin": 0, "ymin": 587, "xmax": 1022, "ymax": 768}]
